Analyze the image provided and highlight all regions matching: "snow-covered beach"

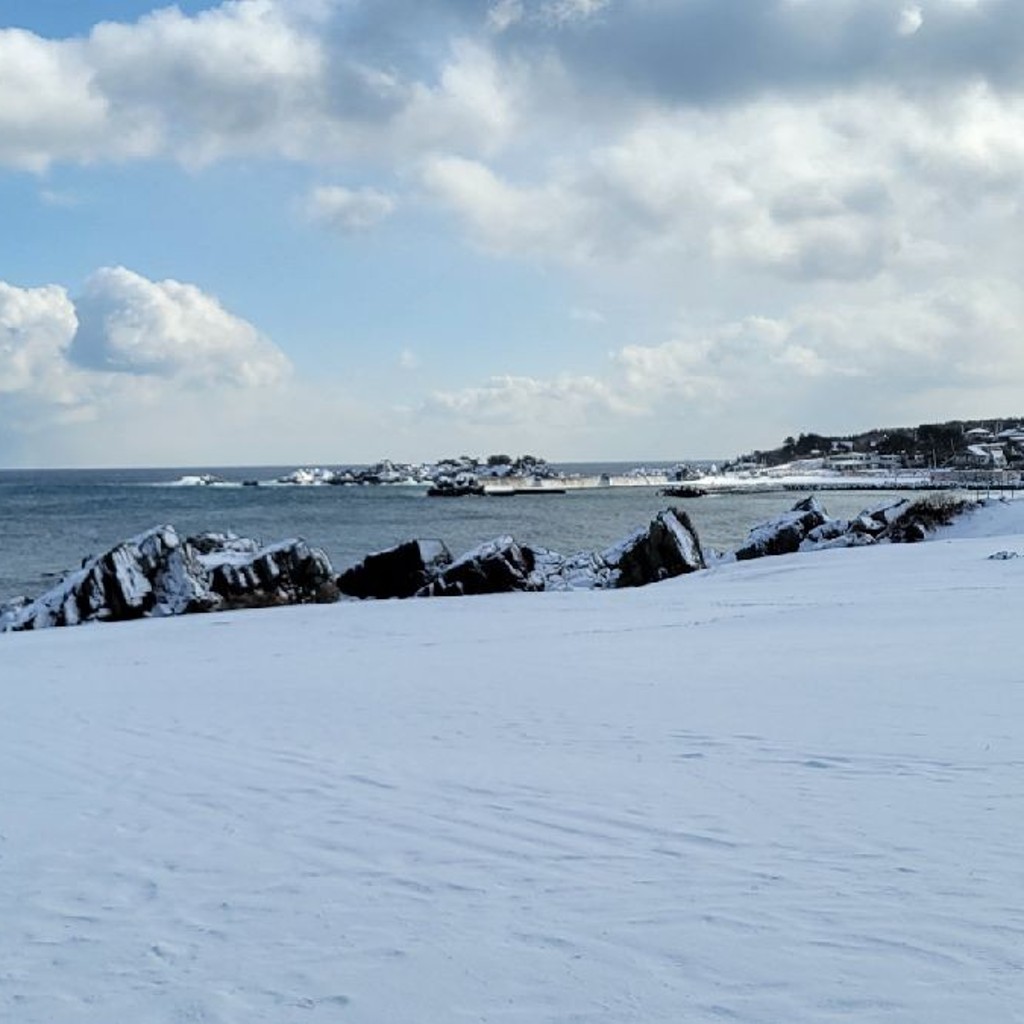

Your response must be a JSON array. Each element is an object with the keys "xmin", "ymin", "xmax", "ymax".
[{"xmin": 3, "ymin": 501, "xmax": 1023, "ymax": 1022}]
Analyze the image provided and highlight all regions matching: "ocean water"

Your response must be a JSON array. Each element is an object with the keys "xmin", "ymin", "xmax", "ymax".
[{"xmin": 0, "ymin": 464, "xmax": 923, "ymax": 602}]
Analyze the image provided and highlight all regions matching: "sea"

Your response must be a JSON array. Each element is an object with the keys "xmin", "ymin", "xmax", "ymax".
[{"xmin": 0, "ymin": 463, "xmax": 928, "ymax": 604}]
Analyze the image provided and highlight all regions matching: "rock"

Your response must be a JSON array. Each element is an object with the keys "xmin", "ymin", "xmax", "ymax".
[
  {"xmin": 337, "ymin": 539, "xmax": 453, "ymax": 600},
  {"xmin": 743, "ymin": 494, "xmax": 971, "ymax": 558},
  {"xmin": 862, "ymin": 498, "xmax": 911, "ymax": 528},
  {"xmin": 1, "ymin": 527, "xmax": 335, "ymax": 632},
  {"xmin": 898, "ymin": 521, "xmax": 928, "ymax": 543},
  {"xmin": 1, "ymin": 526, "xmax": 216, "ymax": 631},
  {"xmin": 200, "ymin": 537, "xmax": 334, "ymax": 608},
  {"xmin": 802, "ymin": 519, "xmax": 852, "ymax": 547},
  {"xmin": 535, "ymin": 548, "xmax": 618, "ymax": 591},
  {"xmin": 735, "ymin": 497, "xmax": 830, "ymax": 560},
  {"xmin": 808, "ymin": 531, "xmax": 879, "ymax": 551},
  {"xmin": 599, "ymin": 508, "xmax": 705, "ymax": 588},
  {"xmin": 420, "ymin": 509, "xmax": 705, "ymax": 596},
  {"xmin": 418, "ymin": 536, "xmax": 542, "ymax": 597}
]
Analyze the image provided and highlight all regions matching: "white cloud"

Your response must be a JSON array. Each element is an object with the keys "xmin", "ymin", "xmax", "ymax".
[
  {"xmin": 488, "ymin": 0, "xmax": 525, "ymax": 33},
  {"xmin": 0, "ymin": 4, "xmax": 531, "ymax": 172},
  {"xmin": 0, "ymin": 29, "xmax": 153, "ymax": 171},
  {"xmin": 898, "ymin": 5, "xmax": 925, "ymax": 35},
  {"xmin": 541, "ymin": 0, "xmax": 611, "ymax": 25},
  {"xmin": 305, "ymin": 185, "xmax": 397, "ymax": 232},
  {"xmin": 398, "ymin": 348, "xmax": 420, "ymax": 370},
  {"xmin": 0, "ymin": 282, "xmax": 80, "ymax": 400},
  {"xmin": 87, "ymin": 0, "xmax": 326, "ymax": 165},
  {"xmin": 423, "ymin": 155, "xmax": 601, "ymax": 262},
  {"xmin": 424, "ymin": 373, "xmax": 639, "ymax": 426},
  {"xmin": 0, "ymin": 268, "xmax": 308, "ymax": 466},
  {"xmin": 419, "ymin": 276, "xmax": 1024, "ymax": 452},
  {"xmin": 38, "ymin": 188, "xmax": 81, "ymax": 208},
  {"xmin": 6, "ymin": 0, "xmax": 1024, "ymax": 463},
  {"xmin": 421, "ymin": 82, "xmax": 1024, "ymax": 291},
  {"xmin": 70, "ymin": 267, "xmax": 291, "ymax": 387},
  {"xmin": 395, "ymin": 40, "xmax": 524, "ymax": 158}
]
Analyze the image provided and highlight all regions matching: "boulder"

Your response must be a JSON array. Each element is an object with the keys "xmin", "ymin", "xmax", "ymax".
[
  {"xmin": 535, "ymin": 548, "xmax": 617, "ymax": 591},
  {"xmin": 418, "ymin": 536, "xmax": 543, "ymax": 597},
  {"xmin": 201, "ymin": 537, "xmax": 335, "ymax": 608},
  {"xmin": 337, "ymin": 539, "xmax": 453, "ymax": 600},
  {"xmin": 862, "ymin": 497, "xmax": 911, "ymax": 529},
  {"xmin": 599, "ymin": 507, "xmax": 705, "ymax": 588},
  {"xmin": 1, "ymin": 526, "xmax": 335, "ymax": 632},
  {"xmin": 420, "ymin": 509, "xmax": 706, "ymax": 596},
  {"xmin": 735, "ymin": 497, "xmax": 830, "ymax": 560},
  {"xmin": 801, "ymin": 518, "xmax": 852, "ymax": 547},
  {"xmin": 743, "ymin": 495, "xmax": 972, "ymax": 557},
  {"xmin": 1, "ymin": 526, "xmax": 216, "ymax": 631}
]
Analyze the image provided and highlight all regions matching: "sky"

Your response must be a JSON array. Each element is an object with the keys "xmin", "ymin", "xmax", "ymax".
[{"xmin": 2, "ymin": 0, "xmax": 1023, "ymax": 467}]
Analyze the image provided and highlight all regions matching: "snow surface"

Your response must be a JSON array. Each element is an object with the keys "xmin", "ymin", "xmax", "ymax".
[{"xmin": 3, "ymin": 504, "xmax": 1024, "ymax": 1022}]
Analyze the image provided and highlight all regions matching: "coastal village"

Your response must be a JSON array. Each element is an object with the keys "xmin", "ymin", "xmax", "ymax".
[
  {"xmin": 730, "ymin": 419, "xmax": 1024, "ymax": 473},
  {"xmin": 171, "ymin": 418, "xmax": 1024, "ymax": 494}
]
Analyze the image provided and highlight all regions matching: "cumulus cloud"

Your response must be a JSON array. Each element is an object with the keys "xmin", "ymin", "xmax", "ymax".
[
  {"xmin": 6, "ymin": 0, "xmax": 1024, "ymax": 461},
  {"xmin": 5, "ymin": 0, "xmax": 1024, "ymax": 175},
  {"xmin": 0, "ymin": 282, "xmax": 80, "ymax": 400},
  {"xmin": 0, "ymin": 268, "xmax": 304, "ymax": 465},
  {"xmin": 0, "ymin": 1, "xmax": 533, "ymax": 171},
  {"xmin": 898, "ymin": 5, "xmax": 925, "ymax": 35},
  {"xmin": 421, "ymin": 79, "xmax": 1024, "ymax": 290},
  {"xmin": 69, "ymin": 267, "xmax": 291, "ymax": 387},
  {"xmin": 420, "ymin": 276, "xmax": 1024, "ymax": 451},
  {"xmin": 1, "ymin": 268, "xmax": 290, "ymax": 410},
  {"xmin": 0, "ymin": 29, "xmax": 153, "ymax": 171},
  {"xmin": 305, "ymin": 184, "xmax": 397, "ymax": 232}
]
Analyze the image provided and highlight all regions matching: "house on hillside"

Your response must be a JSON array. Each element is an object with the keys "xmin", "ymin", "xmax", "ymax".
[
  {"xmin": 825, "ymin": 451, "xmax": 870, "ymax": 471},
  {"xmin": 964, "ymin": 427, "xmax": 995, "ymax": 444},
  {"xmin": 957, "ymin": 444, "xmax": 1008, "ymax": 469}
]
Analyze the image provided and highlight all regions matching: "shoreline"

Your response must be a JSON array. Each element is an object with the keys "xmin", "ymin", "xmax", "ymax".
[{"xmin": 3, "ymin": 505, "xmax": 1022, "ymax": 1020}]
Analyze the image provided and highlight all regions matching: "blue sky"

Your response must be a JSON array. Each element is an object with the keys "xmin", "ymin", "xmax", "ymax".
[{"xmin": 2, "ymin": 0, "xmax": 1023, "ymax": 466}]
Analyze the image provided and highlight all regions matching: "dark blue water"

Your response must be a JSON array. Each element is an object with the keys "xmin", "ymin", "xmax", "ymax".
[{"xmin": 0, "ymin": 465, "xmax": 916, "ymax": 602}]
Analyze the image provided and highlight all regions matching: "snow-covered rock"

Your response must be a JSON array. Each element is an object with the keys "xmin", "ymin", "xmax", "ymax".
[
  {"xmin": 735, "ymin": 496, "xmax": 831, "ymax": 560},
  {"xmin": 602, "ymin": 507, "xmax": 705, "ymax": 587},
  {"xmin": 419, "ymin": 536, "xmax": 543, "ymax": 597},
  {"xmin": 204, "ymin": 538, "xmax": 335, "ymax": 608},
  {"xmin": 1, "ymin": 527, "xmax": 335, "ymax": 632},
  {"xmin": 737, "ymin": 494, "xmax": 973, "ymax": 559},
  {"xmin": 338, "ymin": 539, "xmax": 453, "ymax": 600},
  {"xmin": 418, "ymin": 508, "xmax": 706, "ymax": 596}
]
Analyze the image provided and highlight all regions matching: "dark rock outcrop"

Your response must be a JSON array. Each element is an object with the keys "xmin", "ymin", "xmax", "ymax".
[
  {"xmin": 418, "ymin": 536, "xmax": 543, "ymax": 597},
  {"xmin": 596, "ymin": 507, "xmax": 705, "ymax": 588},
  {"xmin": 735, "ymin": 497, "xmax": 830, "ymax": 560},
  {"xmin": 202, "ymin": 538, "xmax": 335, "ymax": 609},
  {"xmin": 1, "ymin": 526, "xmax": 335, "ymax": 632},
  {"xmin": 418, "ymin": 508, "xmax": 705, "ymax": 597},
  {"xmin": 733, "ymin": 494, "xmax": 972, "ymax": 561},
  {"xmin": 338, "ymin": 539, "xmax": 453, "ymax": 599}
]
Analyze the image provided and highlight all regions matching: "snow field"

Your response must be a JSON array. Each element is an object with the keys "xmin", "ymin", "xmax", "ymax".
[{"xmin": 2, "ymin": 521, "xmax": 1023, "ymax": 1022}]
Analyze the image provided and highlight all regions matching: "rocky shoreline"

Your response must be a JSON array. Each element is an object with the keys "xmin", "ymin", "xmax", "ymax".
[{"xmin": 0, "ymin": 494, "xmax": 972, "ymax": 633}]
